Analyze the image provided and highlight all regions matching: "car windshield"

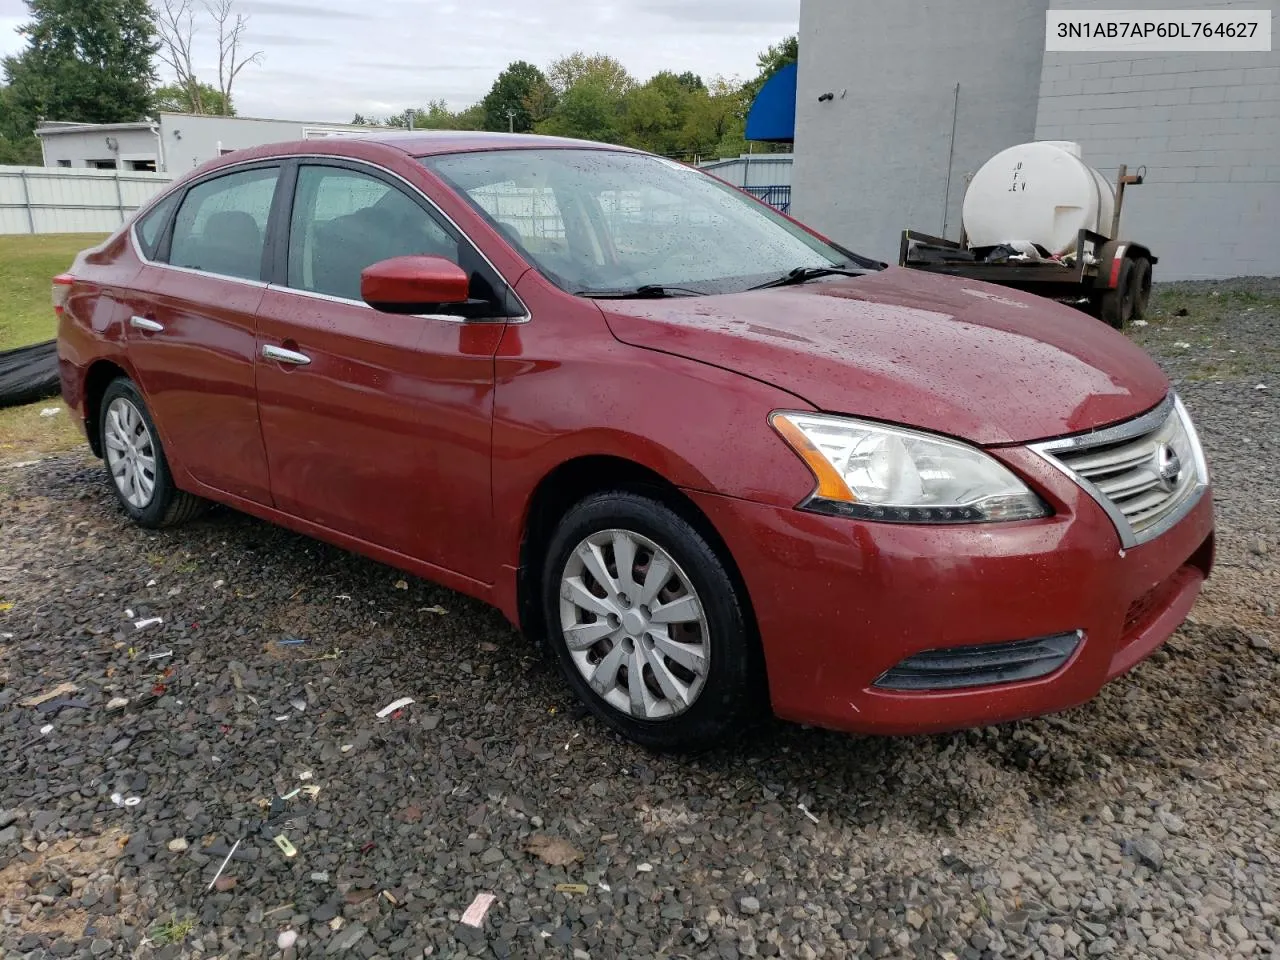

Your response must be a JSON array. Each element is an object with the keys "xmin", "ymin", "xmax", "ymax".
[{"xmin": 423, "ymin": 148, "xmax": 867, "ymax": 296}]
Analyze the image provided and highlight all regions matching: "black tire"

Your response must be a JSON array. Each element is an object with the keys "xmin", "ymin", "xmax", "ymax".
[
  {"xmin": 1129, "ymin": 256, "xmax": 1153, "ymax": 322},
  {"xmin": 1097, "ymin": 257, "xmax": 1135, "ymax": 330},
  {"xmin": 541, "ymin": 491, "xmax": 764, "ymax": 752},
  {"xmin": 98, "ymin": 377, "xmax": 206, "ymax": 529}
]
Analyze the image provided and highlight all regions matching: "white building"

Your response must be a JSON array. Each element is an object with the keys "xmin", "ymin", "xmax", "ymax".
[
  {"xmin": 790, "ymin": 0, "xmax": 1280, "ymax": 280},
  {"xmin": 36, "ymin": 113, "xmax": 378, "ymax": 174}
]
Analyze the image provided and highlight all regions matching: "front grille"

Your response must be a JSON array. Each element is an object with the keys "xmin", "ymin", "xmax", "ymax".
[
  {"xmin": 874, "ymin": 631, "xmax": 1082, "ymax": 690},
  {"xmin": 1032, "ymin": 395, "xmax": 1208, "ymax": 548}
]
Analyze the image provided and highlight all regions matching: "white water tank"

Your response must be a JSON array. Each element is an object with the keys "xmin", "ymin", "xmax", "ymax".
[{"xmin": 962, "ymin": 141, "xmax": 1116, "ymax": 256}]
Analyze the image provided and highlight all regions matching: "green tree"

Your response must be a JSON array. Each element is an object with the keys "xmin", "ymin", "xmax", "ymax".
[
  {"xmin": 536, "ymin": 82, "xmax": 620, "ymax": 143},
  {"xmin": 681, "ymin": 76, "xmax": 749, "ymax": 159},
  {"xmin": 482, "ymin": 60, "xmax": 554, "ymax": 133},
  {"xmin": 154, "ymin": 81, "xmax": 232, "ymax": 115},
  {"xmin": 742, "ymin": 33, "xmax": 797, "ymax": 108},
  {"xmin": 620, "ymin": 71, "xmax": 698, "ymax": 155},
  {"xmin": 547, "ymin": 52, "xmax": 634, "ymax": 98},
  {"xmin": 2, "ymin": 0, "xmax": 157, "ymax": 136}
]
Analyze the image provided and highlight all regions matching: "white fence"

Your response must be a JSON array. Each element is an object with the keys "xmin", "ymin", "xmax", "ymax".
[{"xmin": 0, "ymin": 166, "xmax": 176, "ymax": 235}]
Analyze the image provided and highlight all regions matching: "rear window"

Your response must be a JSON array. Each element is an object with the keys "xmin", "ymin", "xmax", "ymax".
[{"xmin": 134, "ymin": 191, "xmax": 180, "ymax": 260}]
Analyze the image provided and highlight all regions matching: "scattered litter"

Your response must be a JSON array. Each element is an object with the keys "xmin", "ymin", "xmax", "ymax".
[
  {"xmin": 310, "ymin": 872, "xmax": 330, "ymax": 883},
  {"xmin": 268, "ymin": 797, "xmax": 286, "ymax": 820},
  {"xmin": 277, "ymin": 930, "xmax": 298, "ymax": 951},
  {"xmin": 376, "ymin": 696, "xmax": 415, "ymax": 719},
  {"xmin": 334, "ymin": 594, "xmax": 352, "ymax": 601},
  {"xmin": 340, "ymin": 744, "xmax": 353, "ymax": 753},
  {"xmin": 39, "ymin": 407, "xmax": 60, "ymax": 418},
  {"xmin": 274, "ymin": 715, "xmax": 289, "ymax": 722},
  {"xmin": 124, "ymin": 796, "xmax": 141, "ymax": 807},
  {"xmin": 273, "ymin": 835, "xmax": 298, "ymax": 858},
  {"xmin": 0, "ymin": 601, "xmax": 13, "ymax": 612},
  {"xmin": 133, "ymin": 617, "xmax": 163, "ymax": 631},
  {"xmin": 299, "ymin": 771, "xmax": 314, "ymax": 781},
  {"xmin": 303, "ymin": 647, "xmax": 342, "ymax": 662},
  {"xmin": 381, "ymin": 890, "xmax": 399, "ymax": 906},
  {"xmin": 206, "ymin": 838, "xmax": 241, "ymax": 892},
  {"xmin": 146, "ymin": 649, "xmax": 173, "ymax": 661},
  {"xmin": 280, "ymin": 788, "xmax": 301, "ymax": 801},
  {"xmin": 636, "ymin": 863, "xmax": 654, "ymax": 873},
  {"xmin": 797, "ymin": 803, "xmax": 820, "ymax": 824},
  {"xmin": 460, "ymin": 892, "xmax": 497, "ymax": 928},
  {"xmin": 1174, "ymin": 341, "xmax": 1191, "ymax": 349},
  {"xmin": 168, "ymin": 838, "xmax": 189, "ymax": 852},
  {"xmin": 1257, "ymin": 384, "xmax": 1268, "ymax": 391},
  {"xmin": 554, "ymin": 883, "xmax": 589, "ymax": 895},
  {"xmin": 146, "ymin": 579, "xmax": 157, "ymax": 587},
  {"xmin": 110, "ymin": 793, "xmax": 124, "ymax": 806},
  {"xmin": 394, "ymin": 579, "xmax": 409, "ymax": 590},
  {"xmin": 300, "ymin": 785, "xmax": 321, "ymax": 800},
  {"xmin": 525, "ymin": 834, "xmax": 583, "ymax": 867},
  {"xmin": 213, "ymin": 579, "xmax": 225, "ymax": 589},
  {"xmin": 597, "ymin": 882, "xmax": 611, "ymax": 893},
  {"xmin": 21, "ymin": 682, "xmax": 79, "ymax": 707},
  {"xmin": 214, "ymin": 876, "xmax": 237, "ymax": 892},
  {"xmin": 419, "ymin": 605, "xmax": 448, "ymax": 615},
  {"xmin": 277, "ymin": 635, "xmax": 307, "ymax": 646},
  {"xmin": 329, "ymin": 918, "xmax": 343, "ymax": 932},
  {"xmin": 1131, "ymin": 319, "xmax": 1148, "ymax": 327},
  {"xmin": 564, "ymin": 732, "xmax": 581, "ymax": 752},
  {"xmin": 290, "ymin": 698, "xmax": 306, "ymax": 712},
  {"xmin": 39, "ymin": 724, "xmax": 54, "ymax": 735},
  {"xmin": 125, "ymin": 608, "xmax": 135, "ymax": 619}
]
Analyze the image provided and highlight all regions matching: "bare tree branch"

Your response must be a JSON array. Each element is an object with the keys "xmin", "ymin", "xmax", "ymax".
[
  {"xmin": 153, "ymin": 0, "xmax": 204, "ymax": 113},
  {"xmin": 207, "ymin": 0, "xmax": 263, "ymax": 115}
]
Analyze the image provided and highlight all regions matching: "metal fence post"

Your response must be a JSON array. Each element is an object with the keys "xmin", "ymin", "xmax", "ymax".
[
  {"xmin": 114, "ymin": 172, "xmax": 126, "ymax": 227},
  {"xmin": 18, "ymin": 169, "xmax": 36, "ymax": 234}
]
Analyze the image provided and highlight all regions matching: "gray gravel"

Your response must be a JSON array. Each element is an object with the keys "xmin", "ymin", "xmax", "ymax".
[{"xmin": 1, "ymin": 280, "xmax": 1277, "ymax": 959}]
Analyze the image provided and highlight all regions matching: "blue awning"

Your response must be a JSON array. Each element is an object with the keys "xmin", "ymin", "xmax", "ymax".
[{"xmin": 745, "ymin": 62, "xmax": 796, "ymax": 143}]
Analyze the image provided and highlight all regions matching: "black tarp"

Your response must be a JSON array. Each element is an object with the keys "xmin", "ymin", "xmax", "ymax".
[{"xmin": 0, "ymin": 340, "xmax": 60, "ymax": 409}]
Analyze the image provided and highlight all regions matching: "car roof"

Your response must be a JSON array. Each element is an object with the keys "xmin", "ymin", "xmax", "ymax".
[{"xmin": 357, "ymin": 130, "xmax": 638, "ymax": 157}]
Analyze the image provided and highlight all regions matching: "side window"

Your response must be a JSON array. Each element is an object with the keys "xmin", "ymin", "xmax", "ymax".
[
  {"xmin": 288, "ymin": 165, "xmax": 461, "ymax": 302},
  {"xmin": 168, "ymin": 167, "xmax": 279, "ymax": 281},
  {"xmin": 134, "ymin": 191, "xmax": 180, "ymax": 260}
]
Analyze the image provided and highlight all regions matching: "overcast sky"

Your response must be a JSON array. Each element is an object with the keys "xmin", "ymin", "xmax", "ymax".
[{"xmin": 0, "ymin": 0, "xmax": 800, "ymax": 122}]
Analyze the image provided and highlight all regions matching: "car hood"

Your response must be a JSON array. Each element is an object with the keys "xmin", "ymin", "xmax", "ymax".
[{"xmin": 600, "ymin": 267, "xmax": 1169, "ymax": 445}]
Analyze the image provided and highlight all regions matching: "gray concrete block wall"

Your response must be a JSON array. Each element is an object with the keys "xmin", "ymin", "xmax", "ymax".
[
  {"xmin": 790, "ymin": 0, "xmax": 1049, "ymax": 262},
  {"xmin": 1038, "ymin": 0, "xmax": 1280, "ymax": 279}
]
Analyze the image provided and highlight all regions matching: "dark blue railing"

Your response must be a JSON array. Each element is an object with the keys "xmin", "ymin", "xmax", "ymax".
[{"xmin": 743, "ymin": 185, "xmax": 791, "ymax": 213}]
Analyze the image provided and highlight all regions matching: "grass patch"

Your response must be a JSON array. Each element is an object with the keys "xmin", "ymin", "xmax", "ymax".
[
  {"xmin": 148, "ymin": 915, "xmax": 197, "ymax": 946},
  {"xmin": 0, "ymin": 399, "xmax": 85, "ymax": 463},
  {"xmin": 0, "ymin": 233, "xmax": 107, "ymax": 351}
]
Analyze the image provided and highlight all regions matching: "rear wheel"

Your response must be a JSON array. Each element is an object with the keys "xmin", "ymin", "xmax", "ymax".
[
  {"xmin": 99, "ymin": 378, "xmax": 206, "ymax": 528},
  {"xmin": 1128, "ymin": 256, "xmax": 1153, "ymax": 322},
  {"xmin": 1096, "ymin": 257, "xmax": 1135, "ymax": 330},
  {"xmin": 541, "ymin": 491, "xmax": 763, "ymax": 752}
]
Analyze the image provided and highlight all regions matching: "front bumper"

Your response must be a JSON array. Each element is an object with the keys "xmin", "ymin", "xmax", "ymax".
[{"xmin": 687, "ymin": 446, "xmax": 1214, "ymax": 735}]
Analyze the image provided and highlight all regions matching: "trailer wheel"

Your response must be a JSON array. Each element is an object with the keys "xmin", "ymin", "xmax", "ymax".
[
  {"xmin": 1129, "ymin": 257, "xmax": 1153, "ymax": 322},
  {"xmin": 1097, "ymin": 257, "xmax": 1135, "ymax": 330}
]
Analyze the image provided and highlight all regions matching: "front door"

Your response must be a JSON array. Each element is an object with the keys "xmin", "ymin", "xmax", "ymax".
[
  {"xmin": 124, "ymin": 164, "xmax": 279, "ymax": 504},
  {"xmin": 254, "ymin": 161, "xmax": 516, "ymax": 583}
]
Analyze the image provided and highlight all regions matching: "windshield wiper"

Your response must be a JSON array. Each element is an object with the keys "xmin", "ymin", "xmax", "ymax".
[
  {"xmin": 748, "ymin": 265, "xmax": 870, "ymax": 291},
  {"xmin": 575, "ymin": 284, "xmax": 707, "ymax": 299}
]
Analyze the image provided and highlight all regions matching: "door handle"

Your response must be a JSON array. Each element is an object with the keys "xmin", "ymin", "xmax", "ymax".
[
  {"xmin": 262, "ymin": 344, "xmax": 312, "ymax": 366},
  {"xmin": 130, "ymin": 315, "xmax": 164, "ymax": 333}
]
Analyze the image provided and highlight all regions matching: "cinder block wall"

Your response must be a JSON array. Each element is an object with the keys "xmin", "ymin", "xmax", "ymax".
[
  {"xmin": 790, "ymin": 0, "xmax": 1049, "ymax": 263},
  {"xmin": 1037, "ymin": 0, "xmax": 1280, "ymax": 279}
]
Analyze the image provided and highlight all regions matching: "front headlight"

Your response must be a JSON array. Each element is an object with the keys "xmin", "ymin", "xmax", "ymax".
[{"xmin": 771, "ymin": 412, "xmax": 1049, "ymax": 523}]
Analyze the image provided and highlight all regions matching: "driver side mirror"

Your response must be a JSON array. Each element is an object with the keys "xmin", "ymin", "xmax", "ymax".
[{"xmin": 361, "ymin": 255, "xmax": 470, "ymax": 314}]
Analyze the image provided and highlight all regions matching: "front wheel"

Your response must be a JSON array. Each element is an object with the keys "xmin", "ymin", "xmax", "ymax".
[
  {"xmin": 99, "ymin": 377, "xmax": 206, "ymax": 528},
  {"xmin": 541, "ymin": 491, "xmax": 764, "ymax": 752}
]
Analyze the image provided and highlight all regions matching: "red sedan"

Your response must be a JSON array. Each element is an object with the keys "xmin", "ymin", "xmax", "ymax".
[{"xmin": 55, "ymin": 132, "xmax": 1214, "ymax": 751}]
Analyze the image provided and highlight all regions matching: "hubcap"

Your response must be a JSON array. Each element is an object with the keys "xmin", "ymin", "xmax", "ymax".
[
  {"xmin": 558, "ymin": 529, "xmax": 710, "ymax": 720},
  {"xmin": 103, "ymin": 397, "xmax": 157, "ymax": 509}
]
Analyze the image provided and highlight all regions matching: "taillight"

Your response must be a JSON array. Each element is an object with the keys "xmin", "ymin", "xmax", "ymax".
[{"xmin": 52, "ymin": 274, "xmax": 73, "ymax": 316}]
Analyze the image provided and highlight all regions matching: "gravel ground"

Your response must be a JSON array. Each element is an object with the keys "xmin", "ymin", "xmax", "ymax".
[{"xmin": 1, "ymin": 281, "xmax": 1277, "ymax": 960}]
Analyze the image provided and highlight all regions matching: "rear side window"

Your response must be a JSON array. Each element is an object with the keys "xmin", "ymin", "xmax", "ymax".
[
  {"xmin": 287, "ymin": 165, "xmax": 460, "ymax": 301},
  {"xmin": 168, "ymin": 167, "xmax": 280, "ymax": 281},
  {"xmin": 134, "ymin": 191, "xmax": 179, "ymax": 259}
]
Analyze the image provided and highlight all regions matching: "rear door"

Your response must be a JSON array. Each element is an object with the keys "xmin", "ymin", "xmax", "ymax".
[
  {"xmin": 254, "ymin": 159, "xmax": 520, "ymax": 582},
  {"xmin": 124, "ymin": 163, "xmax": 280, "ymax": 504}
]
